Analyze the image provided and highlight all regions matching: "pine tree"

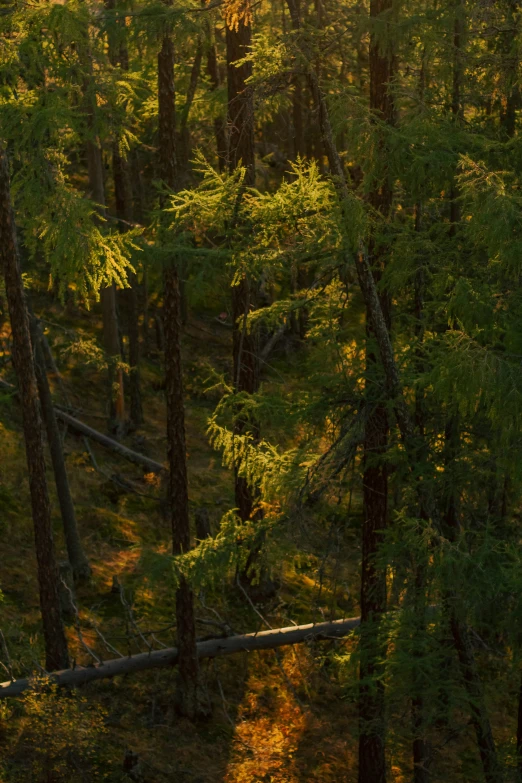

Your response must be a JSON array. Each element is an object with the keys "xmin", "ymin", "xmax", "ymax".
[{"xmin": 0, "ymin": 148, "xmax": 69, "ymax": 671}]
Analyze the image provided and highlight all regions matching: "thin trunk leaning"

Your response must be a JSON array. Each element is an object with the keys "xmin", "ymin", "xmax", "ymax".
[{"xmin": 30, "ymin": 317, "xmax": 91, "ymax": 582}]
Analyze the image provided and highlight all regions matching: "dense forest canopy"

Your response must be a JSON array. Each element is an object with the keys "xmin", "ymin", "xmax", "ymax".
[{"xmin": 0, "ymin": 0, "xmax": 522, "ymax": 779}]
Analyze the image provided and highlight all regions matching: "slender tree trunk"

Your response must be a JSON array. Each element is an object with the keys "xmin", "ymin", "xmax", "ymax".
[
  {"xmin": 113, "ymin": 146, "xmax": 143, "ymax": 430},
  {"xmin": 502, "ymin": 0, "xmax": 520, "ymax": 137},
  {"xmin": 30, "ymin": 317, "xmax": 91, "ymax": 582},
  {"xmin": 205, "ymin": 28, "xmax": 228, "ymax": 172},
  {"xmin": 85, "ymin": 138, "xmax": 125, "ymax": 432},
  {"xmin": 108, "ymin": 5, "xmax": 143, "ymax": 431},
  {"xmin": 517, "ymin": 675, "xmax": 522, "ymax": 781},
  {"xmin": 358, "ymin": 2, "xmax": 395, "ymax": 779},
  {"xmin": 442, "ymin": 413, "xmax": 503, "ymax": 782},
  {"xmin": 178, "ymin": 42, "xmax": 203, "ymax": 182},
  {"xmin": 0, "ymin": 148, "xmax": 69, "ymax": 671},
  {"xmin": 226, "ymin": 15, "xmax": 260, "ymax": 529},
  {"xmin": 411, "ymin": 203, "xmax": 431, "ymax": 783},
  {"xmin": 158, "ymin": 26, "xmax": 200, "ymax": 719}
]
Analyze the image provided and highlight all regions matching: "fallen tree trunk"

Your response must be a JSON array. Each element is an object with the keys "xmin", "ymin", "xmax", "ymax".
[
  {"xmin": 0, "ymin": 616, "xmax": 360, "ymax": 698},
  {"xmin": 1, "ymin": 377, "xmax": 165, "ymax": 476},
  {"xmin": 53, "ymin": 409, "xmax": 165, "ymax": 475}
]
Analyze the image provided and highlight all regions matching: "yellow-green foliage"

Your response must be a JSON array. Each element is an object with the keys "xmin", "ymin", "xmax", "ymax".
[{"xmin": 0, "ymin": 679, "xmax": 110, "ymax": 781}]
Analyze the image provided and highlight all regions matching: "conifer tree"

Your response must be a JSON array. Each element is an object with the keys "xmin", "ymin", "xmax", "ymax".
[
  {"xmin": 226, "ymin": 2, "xmax": 261, "ymax": 533},
  {"xmin": 0, "ymin": 148, "xmax": 69, "ymax": 671},
  {"xmin": 157, "ymin": 7, "xmax": 200, "ymax": 719}
]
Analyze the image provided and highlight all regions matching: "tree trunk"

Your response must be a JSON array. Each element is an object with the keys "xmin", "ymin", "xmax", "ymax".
[
  {"xmin": 158, "ymin": 26, "xmax": 200, "ymax": 719},
  {"xmin": 30, "ymin": 317, "xmax": 91, "ymax": 582},
  {"xmin": 54, "ymin": 408, "xmax": 165, "ymax": 474},
  {"xmin": 226, "ymin": 14, "xmax": 261, "ymax": 525},
  {"xmin": 0, "ymin": 148, "xmax": 69, "ymax": 671},
  {"xmin": 517, "ymin": 675, "xmax": 522, "ymax": 781},
  {"xmin": 112, "ymin": 145, "xmax": 143, "ymax": 430},
  {"xmin": 85, "ymin": 137, "xmax": 125, "ymax": 433},
  {"xmin": 411, "ymin": 203, "xmax": 431, "ymax": 783},
  {"xmin": 358, "ymin": 2, "xmax": 395, "ymax": 779},
  {"xmin": 0, "ymin": 615, "xmax": 365, "ymax": 698},
  {"xmin": 502, "ymin": 0, "xmax": 520, "ymax": 138},
  {"xmin": 281, "ymin": 8, "xmax": 503, "ymax": 778},
  {"xmin": 206, "ymin": 27, "xmax": 228, "ymax": 171}
]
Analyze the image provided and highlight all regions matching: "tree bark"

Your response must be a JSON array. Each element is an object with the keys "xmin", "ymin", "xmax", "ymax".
[
  {"xmin": 358, "ymin": 1, "xmax": 395, "ymax": 778},
  {"xmin": 0, "ymin": 615, "xmax": 363, "ymax": 697},
  {"xmin": 281, "ymin": 6, "xmax": 503, "ymax": 779},
  {"xmin": 517, "ymin": 676, "xmax": 522, "ymax": 781},
  {"xmin": 206, "ymin": 27, "xmax": 228, "ymax": 171},
  {"xmin": 54, "ymin": 408, "xmax": 165, "ymax": 474},
  {"xmin": 0, "ymin": 148, "xmax": 69, "ymax": 671},
  {"xmin": 158, "ymin": 24, "xmax": 200, "ymax": 719},
  {"xmin": 30, "ymin": 317, "xmax": 91, "ymax": 582},
  {"xmin": 112, "ymin": 146, "xmax": 143, "ymax": 430}
]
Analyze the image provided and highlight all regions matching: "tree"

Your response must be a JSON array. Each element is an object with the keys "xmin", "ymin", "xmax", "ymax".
[
  {"xmin": 0, "ymin": 148, "xmax": 69, "ymax": 671},
  {"xmin": 157, "ymin": 12, "xmax": 200, "ymax": 719}
]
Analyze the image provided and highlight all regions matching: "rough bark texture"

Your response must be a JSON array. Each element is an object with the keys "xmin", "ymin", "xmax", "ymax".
[
  {"xmin": 30, "ymin": 318, "xmax": 91, "ymax": 582},
  {"xmin": 158, "ymin": 24, "xmax": 200, "ymax": 719},
  {"xmin": 0, "ymin": 149, "xmax": 69, "ymax": 671}
]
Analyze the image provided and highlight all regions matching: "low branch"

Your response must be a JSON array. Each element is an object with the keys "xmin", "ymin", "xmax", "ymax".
[{"xmin": 0, "ymin": 616, "xmax": 359, "ymax": 698}]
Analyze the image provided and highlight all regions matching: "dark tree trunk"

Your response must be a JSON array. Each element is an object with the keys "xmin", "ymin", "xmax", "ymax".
[
  {"xmin": 30, "ymin": 317, "xmax": 91, "ymax": 582},
  {"xmin": 82, "ymin": 21, "xmax": 125, "ymax": 433},
  {"xmin": 107, "ymin": 5, "xmax": 143, "ymax": 431},
  {"xmin": 178, "ymin": 42, "xmax": 203, "ymax": 183},
  {"xmin": 502, "ymin": 0, "xmax": 520, "ymax": 138},
  {"xmin": 226, "ymin": 20, "xmax": 255, "ymax": 184},
  {"xmin": 281, "ymin": 6, "xmax": 502, "ymax": 778},
  {"xmin": 226, "ymin": 15, "xmax": 260, "ymax": 530},
  {"xmin": 113, "ymin": 145, "xmax": 143, "ymax": 430},
  {"xmin": 206, "ymin": 28, "xmax": 228, "ymax": 171},
  {"xmin": 0, "ymin": 148, "xmax": 69, "ymax": 671},
  {"xmin": 158, "ymin": 26, "xmax": 200, "ymax": 719},
  {"xmin": 443, "ymin": 415, "xmax": 503, "ymax": 783},
  {"xmin": 517, "ymin": 676, "xmax": 522, "ymax": 781},
  {"xmin": 292, "ymin": 75, "xmax": 305, "ymax": 160},
  {"xmin": 450, "ymin": 613, "xmax": 503, "ymax": 783},
  {"xmin": 411, "ymin": 203, "xmax": 431, "ymax": 783},
  {"xmin": 85, "ymin": 138, "xmax": 125, "ymax": 432},
  {"xmin": 358, "ymin": 2, "xmax": 395, "ymax": 780}
]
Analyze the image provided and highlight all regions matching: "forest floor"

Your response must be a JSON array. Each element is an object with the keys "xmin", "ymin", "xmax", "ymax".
[{"xmin": 0, "ymin": 294, "xmax": 514, "ymax": 782}]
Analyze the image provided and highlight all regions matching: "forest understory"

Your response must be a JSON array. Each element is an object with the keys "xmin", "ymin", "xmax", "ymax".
[{"xmin": 1, "ymin": 0, "xmax": 522, "ymax": 780}]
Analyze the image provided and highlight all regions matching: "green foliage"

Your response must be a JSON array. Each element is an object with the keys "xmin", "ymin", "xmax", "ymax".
[{"xmin": 0, "ymin": 679, "xmax": 111, "ymax": 782}]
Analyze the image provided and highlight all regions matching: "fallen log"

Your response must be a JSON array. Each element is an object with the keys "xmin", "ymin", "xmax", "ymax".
[
  {"xmin": 0, "ymin": 616, "xmax": 360, "ymax": 698},
  {"xmin": 1, "ymin": 377, "xmax": 165, "ymax": 476},
  {"xmin": 53, "ymin": 409, "xmax": 165, "ymax": 475}
]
